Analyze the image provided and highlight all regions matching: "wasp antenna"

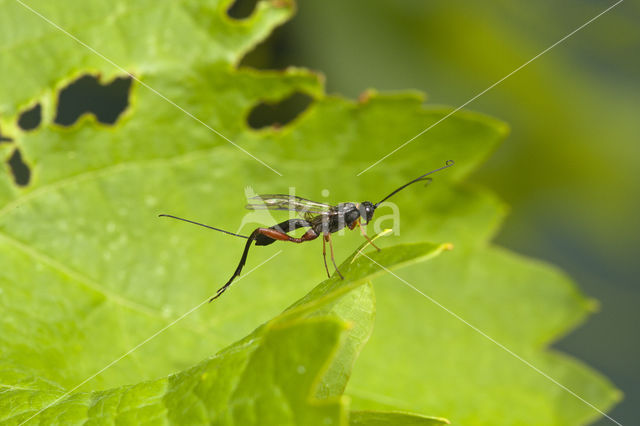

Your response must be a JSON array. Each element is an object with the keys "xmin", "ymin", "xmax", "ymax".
[
  {"xmin": 374, "ymin": 160, "xmax": 454, "ymax": 207},
  {"xmin": 158, "ymin": 214, "xmax": 249, "ymax": 239}
]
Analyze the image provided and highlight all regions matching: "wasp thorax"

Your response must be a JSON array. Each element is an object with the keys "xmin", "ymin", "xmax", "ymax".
[{"xmin": 343, "ymin": 204, "xmax": 361, "ymax": 225}]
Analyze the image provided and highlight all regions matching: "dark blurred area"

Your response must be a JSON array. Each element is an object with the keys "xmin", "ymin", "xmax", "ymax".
[
  {"xmin": 54, "ymin": 75, "xmax": 131, "ymax": 126},
  {"xmin": 246, "ymin": 92, "xmax": 313, "ymax": 129},
  {"xmin": 36, "ymin": 0, "xmax": 638, "ymax": 423}
]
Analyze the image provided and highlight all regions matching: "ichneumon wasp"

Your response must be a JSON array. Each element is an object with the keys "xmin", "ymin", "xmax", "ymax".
[{"xmin": 160, "ymin": 160, "xmax": 454, "ymax": 301}]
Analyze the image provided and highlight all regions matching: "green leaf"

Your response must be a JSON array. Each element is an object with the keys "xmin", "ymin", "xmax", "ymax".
[
  {"xmin": 1, "ymin": 240, "xmax": 447, "ymax": 424},
  {"xmin": 4, "ymin": 317, "xmax": 349, "ymax": 425},
  {"xmin": 0, "ymin": 0, "xmax": 505, "ymax": 396},
  {"xmin": 350, "ymin": 410, "xmax": 449, "ymax": 426},
  {"xmin": 347, "ymin": 247, "xmax": 621, "ymax": 425},
  {"xmin": 0, "ymin": 0, "xmax": 618, "ymax": 425}
]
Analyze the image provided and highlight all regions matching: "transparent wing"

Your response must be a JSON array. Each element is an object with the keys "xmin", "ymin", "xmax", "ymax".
[{"xmin": 246, "ymin": 194, "xmax": 334, "ymax": 216}]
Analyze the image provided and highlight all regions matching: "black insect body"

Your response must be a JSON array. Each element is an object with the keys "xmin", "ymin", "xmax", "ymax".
[{"xmin": 160, "ymin": 160, "xmax": 454, "ymax": 301}]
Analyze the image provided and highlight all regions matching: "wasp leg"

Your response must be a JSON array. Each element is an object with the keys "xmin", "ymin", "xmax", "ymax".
[
  {"xmin": 211, "ymin": 226, "xmax": 318, "ymax": 301},
  {"xmin": 359, "ymin": 222, "xmax": 381, "ymax": 251},
  {"xmin": 326, "ymin": 233, "xmax": 344, "ymax": 279},
  {"xmin": 322, "ymin": 234, "xmax": 331, "ymax": 278},
  {"xmin": 255, "ymin": 219, "xmax": 312, "ymax": 246}
]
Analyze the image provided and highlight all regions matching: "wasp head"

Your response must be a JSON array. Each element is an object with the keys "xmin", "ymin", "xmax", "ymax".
[{"xmin": 360, "ymin": 201, "xmax": 375, "ymax": 224}]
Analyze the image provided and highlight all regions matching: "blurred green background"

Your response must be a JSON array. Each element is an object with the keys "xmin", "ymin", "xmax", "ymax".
[{"xmin": 234, "ymin": 0, "xmax": 639, "ymax": 424}]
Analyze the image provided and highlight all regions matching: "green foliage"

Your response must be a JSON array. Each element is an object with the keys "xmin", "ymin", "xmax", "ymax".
[
  {"xmin": 350, "ymin": 411, "xmax": 448, "ymax": 426},
  {"xmin": 0, "ymin": 0, "xmax": 619, "ymax": 425},
  {"xmin": 1, "ymin": 241, "xmax": 448, "ymax": 424}
]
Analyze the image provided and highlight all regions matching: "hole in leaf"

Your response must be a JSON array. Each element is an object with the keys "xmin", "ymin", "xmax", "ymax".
[
  {"xmin": 18, "ymin": 103, "xmax": 42, "ymax": 131},
  {"xmin": 55, "ymin": 74, "xmax": 132, "ymax": 126},
  {"xmin": 227, "ymin": 0, "xmax": 258, "ymax": 19},
  {"xmin": 247, "ymin": 92, "xmax": 313, "ymax": 129},
  {"xmin": 239, "ymin": 22, "xmax": 293, "ymax": 69},
  {"xmin": 7, "ymin": 148, "xmax": 30, "ymax": 186}
]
